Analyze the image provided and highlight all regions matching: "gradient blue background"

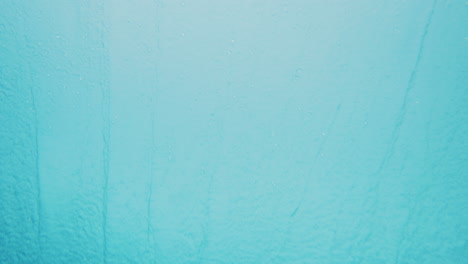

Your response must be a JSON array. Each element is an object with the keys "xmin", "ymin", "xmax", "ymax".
[{"xmin": 1, "ymin": 0, "xmax": 467, "ymax": 263}]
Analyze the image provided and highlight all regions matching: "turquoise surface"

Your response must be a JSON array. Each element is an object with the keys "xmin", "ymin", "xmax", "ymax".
[{"xmin": 1, "ymin": 1, "xmax": 467, "ymax": 263}]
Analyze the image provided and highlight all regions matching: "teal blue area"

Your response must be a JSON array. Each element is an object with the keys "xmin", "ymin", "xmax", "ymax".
[{"xmin": 1, "ymin": 0, "xmax": 467, "ymax": 263}]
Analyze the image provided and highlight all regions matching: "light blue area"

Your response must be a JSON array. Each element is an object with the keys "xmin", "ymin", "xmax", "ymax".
[{"xmin": 1, "ymin": 1, "xmax": 467, "ymax": 263}]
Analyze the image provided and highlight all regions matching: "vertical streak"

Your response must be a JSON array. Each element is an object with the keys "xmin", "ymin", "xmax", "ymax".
[
  {"xmin": 101, "ymin": 82, "xmax": 110, "ymax": 264},
  {"xmin": 290, "ymin": 102, "xmax": 342, "ymax": 217},
  {"xmin": 100, "ymin": 4, "xmax": 110, "ymax": 262},
  {"xmin": 27, "ymin": 61, "xmax": 42, "ymax": 263},
  {"xmin": 147, "ymin": 103, "xmax": 155, "ymax": 243},
  {"xmin": 374, "ymin": 0, "xmax": 438, "ymax": 176},
  {"xmin": 263, "ymin": 103, "xmax": 342, "ymax": 263},
  {"xmin": 146, "ymin": 38, "xmax": 157, "ymax": 244},
  {"xmin": 94, "ymin": 1, "xmax": 111, "ymax": 263},
  {"xmin": 367, "ymin": 0, "xmax": 438, "ymax": 233},
  {"xmin": 147, "ymin": 0, "xmax": 161, "ymax": 253}
]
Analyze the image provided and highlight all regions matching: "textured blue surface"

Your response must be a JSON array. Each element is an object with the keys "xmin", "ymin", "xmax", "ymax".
[{"xmin": 1, "ymin": 0, "xmax": 467, "ymax": 263}]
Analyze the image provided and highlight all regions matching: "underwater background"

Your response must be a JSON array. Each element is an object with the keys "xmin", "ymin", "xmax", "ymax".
[{"xmin": 1, "ymin": 0, "xmax": 467, "ymax": 263}]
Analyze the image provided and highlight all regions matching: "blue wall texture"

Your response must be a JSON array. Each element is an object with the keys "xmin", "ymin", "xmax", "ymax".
[{"xmin": 1, "ymin": 0, "xmax": 467, "ymax": 263}]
